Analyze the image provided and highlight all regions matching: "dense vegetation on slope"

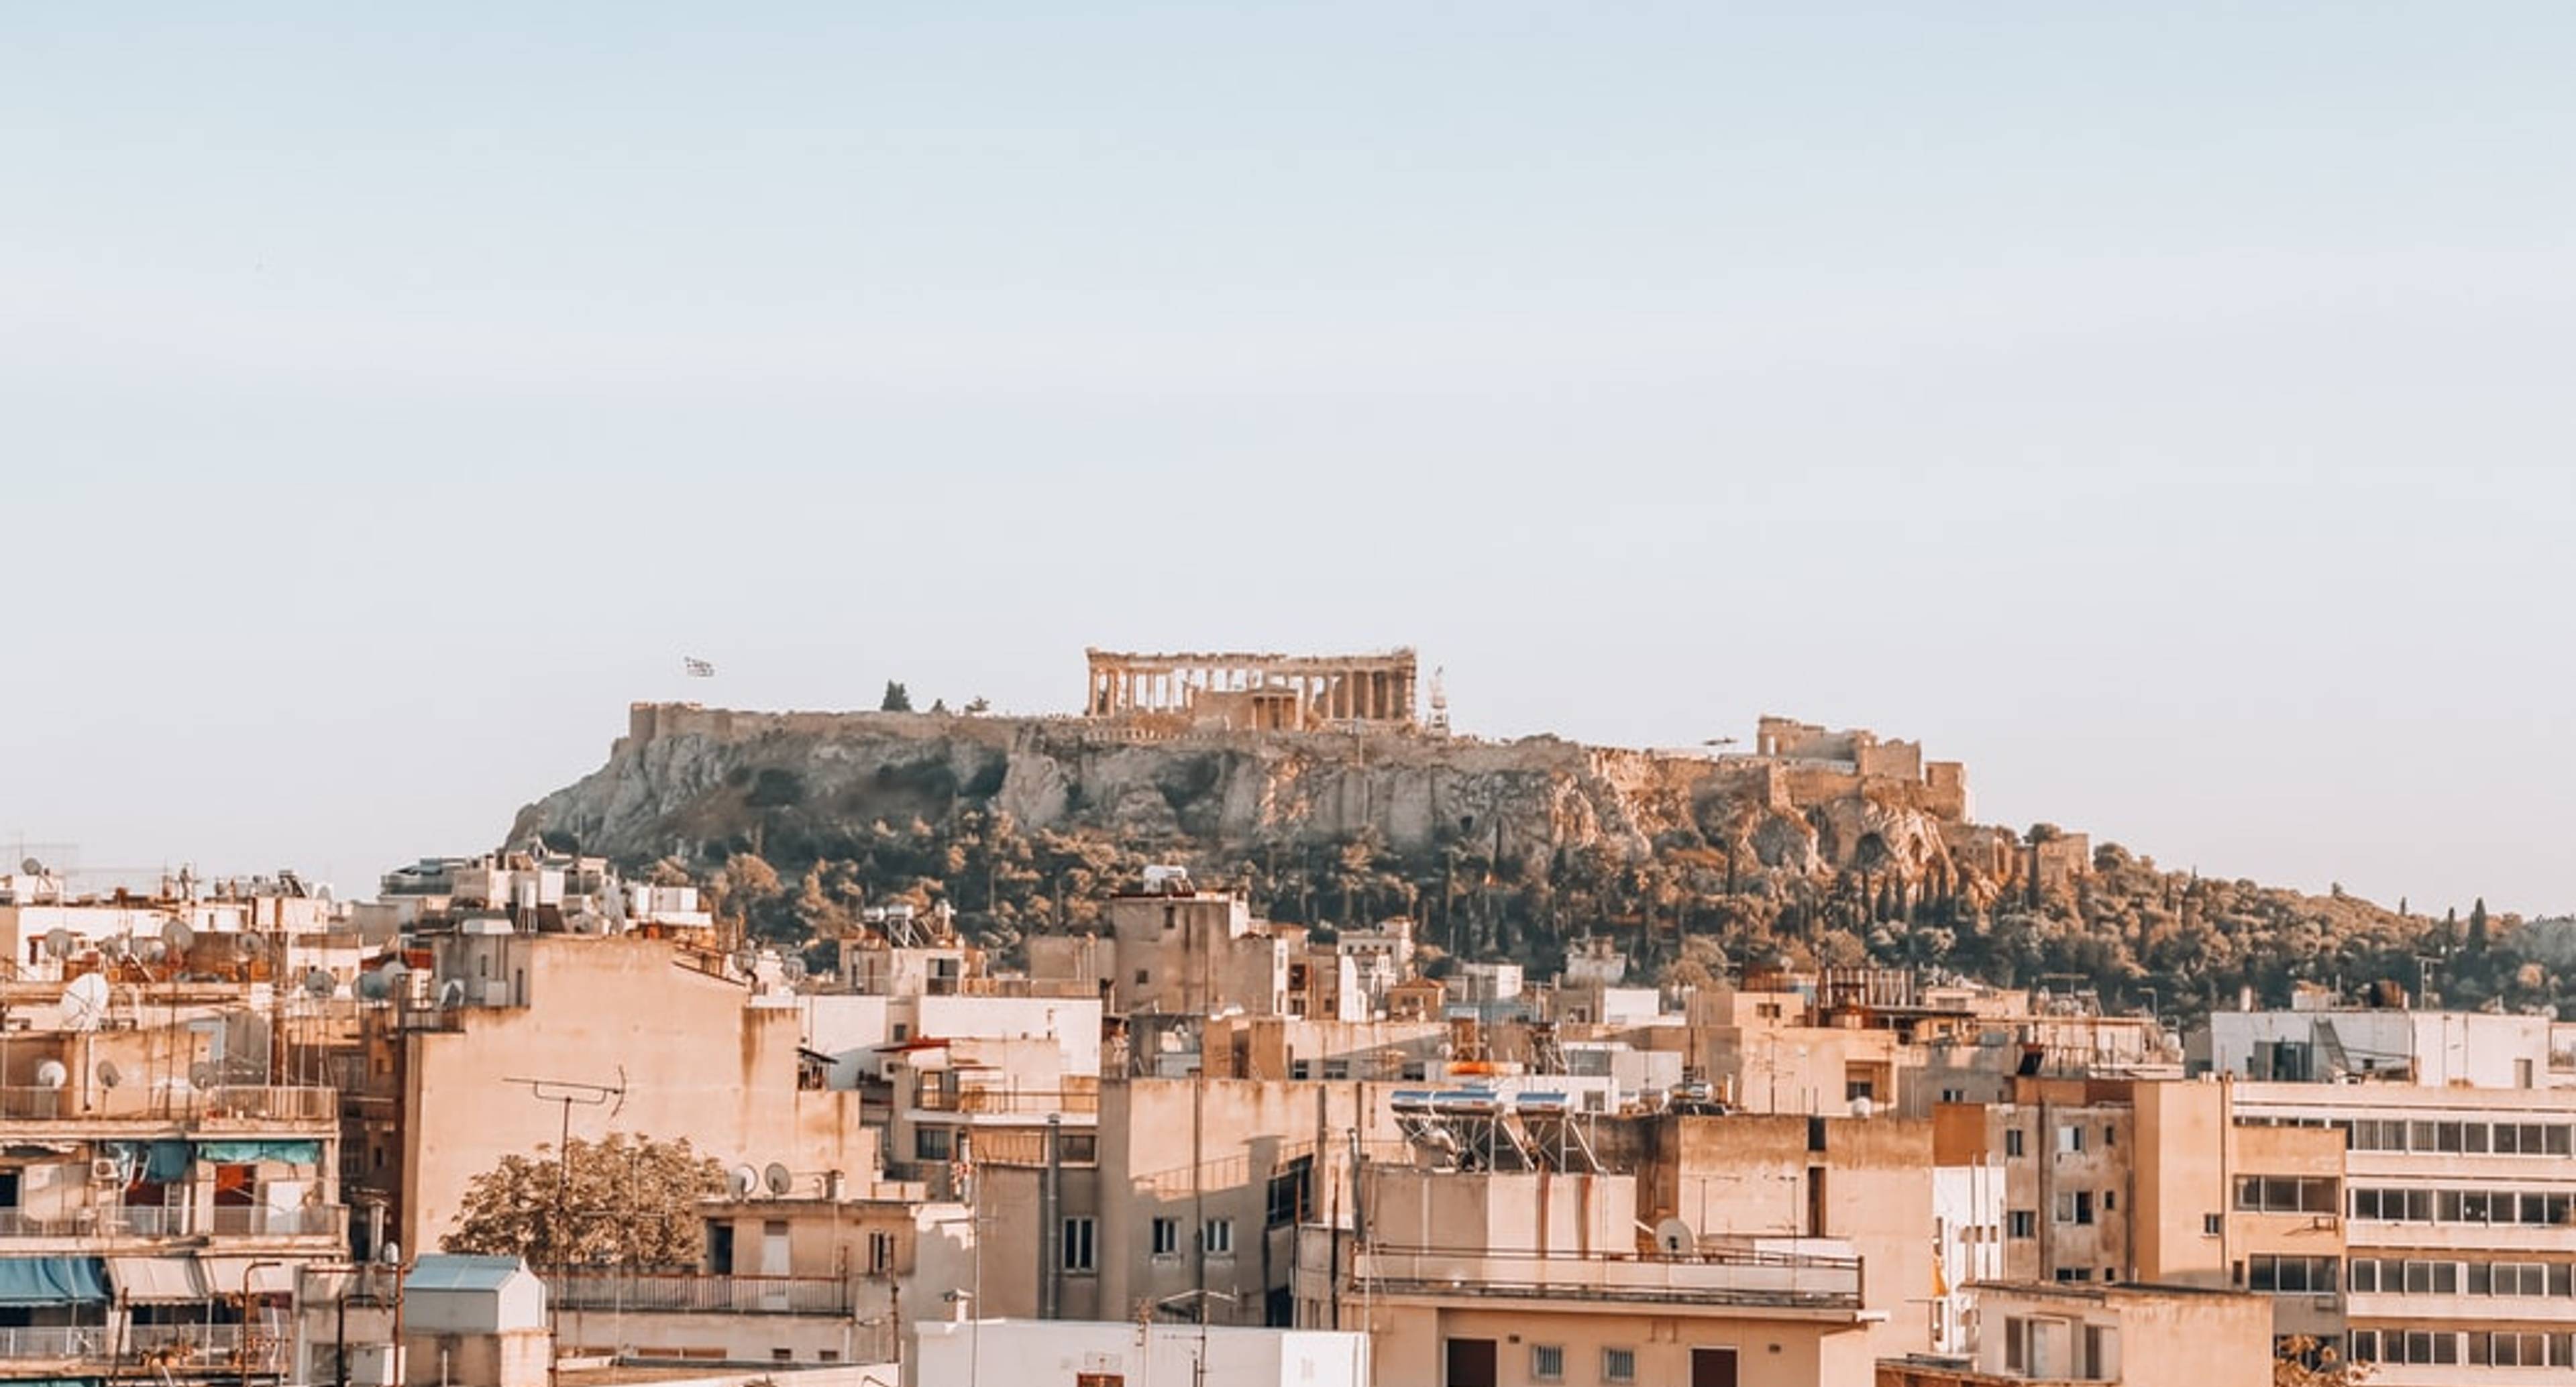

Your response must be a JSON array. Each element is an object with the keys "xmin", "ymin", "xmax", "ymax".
[{"xmin": 600, "ymin": 798, "xmax": 2549, "ymax": 1023}]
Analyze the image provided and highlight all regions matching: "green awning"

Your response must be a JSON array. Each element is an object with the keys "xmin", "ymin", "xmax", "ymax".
[
  {"xmin": 0, "ymin": 1257, "xmax": 109, "ymax": 1306},
  {"xmin": 195, "ymin": 1139, "xmax": 321, "ymax": 1165}
]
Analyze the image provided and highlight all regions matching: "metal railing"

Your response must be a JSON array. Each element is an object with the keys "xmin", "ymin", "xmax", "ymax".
[
  {"xmin": 211, "ymin": 1204, "xmax": 344, "ymax": 1238},
  {"xmin": 0, "ymin": 1083, "xmax": 337, "ymax": 1123},
  {"xmin": 127, "ymin": 1321, "xmax": 288, "ymax": 1372},
  {"xmin": 546, "ymin": 1272, "xmax": 855, "ymax": 1315},
  {"xmin": 1356, "ymin": 1241, "xmax": 1865, "ymax": 1310},
  {"xmin": 105, "ymin": 1203, "xmax": 196, "ymax": 1238},
  {"xmin": 914, "ymin": 1086, "xmax": 1099, "ymax": 1115},
  {"xmin": 0, "ymin": 1325, "xmax": 109, "ymax": 1361}
]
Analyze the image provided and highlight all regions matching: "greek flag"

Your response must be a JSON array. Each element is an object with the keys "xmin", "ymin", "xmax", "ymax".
[{"xmin": 682, "ymin": 657, "xmax": 716, "ymax": 677}]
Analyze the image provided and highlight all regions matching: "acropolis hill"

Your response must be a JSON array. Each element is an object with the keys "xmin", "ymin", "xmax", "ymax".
[{"xmin": 511, "ymin": 649, "xmax": 2482, "ymax": 1020}]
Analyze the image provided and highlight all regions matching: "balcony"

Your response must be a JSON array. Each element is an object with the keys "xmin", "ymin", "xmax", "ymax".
[
  {"xmin": 1354, "ymin": 1243, "xmax": 1864, "ymax": 1312},
  {"xmin": 0, "ymin": 1325, "xmax": 110, "ymax": 1362},
  {"xmin": 0, "ymin": 1085, "xmax": 337, "ymax": 1124},
  {"xmin": 913, "ymin": 1087, "xmax": 1099, "ymax": 1116},
  {"xmin": 210, "ymin": 1204, "xmax": 345, "ymax": 1239},
  {"xmin": 127, "ymin": 1321, "xmax": 289, "ymax": 1373},
  {"xmin": 545, "ymin": 1272, "xmax": 855, "ymax": 1315}
]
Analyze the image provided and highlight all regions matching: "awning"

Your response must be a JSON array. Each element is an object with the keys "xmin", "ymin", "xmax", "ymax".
[
  {"xmin": 198, "ymin": 1259, "xmax": 297, "ymax": 1298},
  {"xmin": 196, "ymin": 1139, "xmax": 321, "ymax": 1166},
  {"xmin": 107, "ymin": 1258, "xmax": 207, "ymax": 1304},
  {"xmin": 103, "ymin": 1141, "xmax": 192, "ymax": 1183},
  {"xmin": 0, "ymin": 1257, "xmax": 109, "ymax": 1306}
]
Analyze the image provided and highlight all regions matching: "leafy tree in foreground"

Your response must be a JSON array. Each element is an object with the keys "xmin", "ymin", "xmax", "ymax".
[{"xmin": 447, "ymin": 1133, "xmax": 724, "ymax": 1269}]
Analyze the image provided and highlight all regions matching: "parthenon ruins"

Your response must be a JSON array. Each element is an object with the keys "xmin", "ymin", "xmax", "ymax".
[{"xmin": 1083, "ymin": 647, "xmax": 1418, "ymax": 730}]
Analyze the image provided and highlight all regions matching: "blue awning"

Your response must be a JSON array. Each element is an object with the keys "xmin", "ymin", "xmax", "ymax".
[
  {"xmin": 0, "ymin": 1257, "xmax": 109, "ymax": 1306},
  {"xmin": 196, "ymin": 1139, "xmax": 321, "ymax": 1166},
  {"xmin": 103, "ymin": 1141, "xmax": 191, "ymax": 1183}
]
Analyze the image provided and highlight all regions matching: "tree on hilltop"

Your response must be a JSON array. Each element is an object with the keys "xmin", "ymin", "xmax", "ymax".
[{"xmin": 880, "ymin": 681, "xmax": 914, "ymax": 712}]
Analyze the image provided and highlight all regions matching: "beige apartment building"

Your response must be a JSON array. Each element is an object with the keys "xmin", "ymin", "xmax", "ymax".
[
  {"xmin": 1877, "ymin": 1281, "xmax": 2274, "ymax": 1387},
  {"xmin": 1320, "ymin": 1165, "xmax": 1880, "ymax": 1387},
  {"xmin": 353, "ymin": 933, "xmax": 873, "ymax": 1261}
]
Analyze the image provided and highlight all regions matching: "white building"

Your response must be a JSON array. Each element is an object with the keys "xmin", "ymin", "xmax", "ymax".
[
  {"xmin": 910, "ymin": 1318, "xmax": 1370, "ymax": 1387},
  {"xmin": 2204, "ymin": 1002, "xmax": 2576, "ymax": 1089}
]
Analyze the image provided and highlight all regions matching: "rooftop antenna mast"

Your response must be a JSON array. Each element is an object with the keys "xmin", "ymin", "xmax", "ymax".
[
  {"xmin": 1427, "ymin": 667, "xmax": 1450, "ymax": 737},
  {"xmin": 506, "ymin": 1070, "xmax": 626, "ymax": 1387}
]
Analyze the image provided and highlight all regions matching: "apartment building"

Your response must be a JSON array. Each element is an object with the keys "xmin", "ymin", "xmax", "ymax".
[{"xmin": 0, "ymin": 995, "xmax": 347, "ymax": 1382}]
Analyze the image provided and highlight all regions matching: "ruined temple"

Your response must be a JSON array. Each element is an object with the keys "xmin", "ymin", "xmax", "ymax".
[{"xmin": 1081, "ymin": 647, "xmax": 1418, "ymax": 732}]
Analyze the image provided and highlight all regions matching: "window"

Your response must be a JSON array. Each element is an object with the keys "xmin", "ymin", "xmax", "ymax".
[
  {"xmin": 2249, "ymin": 1256, "xmax": 2338, "ymax": 1294},
  {"xmin": 1267, "ymin": 1158, "xmax": 1312, "ymax": 1227},
  {"xmin": 2008, "ymin": 1210, "xmax": 2037, "ymax": 1239},
  {"xmin": 2102, "ymin": 1125, "xmax": 2116, "ymax": 1148},
  {"xmin": 1061, "ymin": 1134, "xmax": 1098, "ymax": 1163},
  {"xmin": 1600, "ymin": 1347, "xmax": 1637, "ymax": 1384},
  {"xmin": 1134, "ymin": 970, "xmax": 1150, "ymax": 985},
  {"xmin": 2101, "ymin": 1190, "xmax": 2116, "ymax": 1212},
  {"xmin": 866, "ymin": 1231, "xmax": 896, "ymax": 1274},
  {"xmin": 1529, "ymin": 1345, "xmax": 1565, "ymax": 1382},
  {"xmin": 2235, "ymin": 1176, "xmax": 2337, "ymax": 1213},
  {"xmin": 2055, "ymin": 1192, "xmax": 2094, "ymax": 1226},
  {"xmin": 2006, "ymin": 1129, "xmax": 2026, "ymax": 1159},
  {"xmin": 1322, "ymin": 1059, "xmax": 1350, "ymax": 1080},
  {"xmin": 2202, "ymin": 1213, "xmax": 2223, "ymax": 1237},
  {"xmin": 1289, "ymin": 1060, "xmax": 1311, "ymax": 1080},
  {"xmin": 1202, "ymin": 1218, "xmax": 1234, "ymax": 1256},
  {"xmin": 915, "ymin": 1127, "xmax": 951, "ymax": 1161},
  {"xmin": 2057, "ymin": 1125, "xmax": 2086, "ymax": 1155},
  {"xmin": 1940, "ymin": 1088, "xmax": 1966, "ymax": 1103},
  {"xmin": 1061, "ymin": 1216, "xmax": 1096, "ymax": 1273}
]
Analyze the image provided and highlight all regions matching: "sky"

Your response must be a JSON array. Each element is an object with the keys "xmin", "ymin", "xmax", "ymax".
[{"xmin": 3, "ymin": 3, "xmax": 2571, "ymax": 915}]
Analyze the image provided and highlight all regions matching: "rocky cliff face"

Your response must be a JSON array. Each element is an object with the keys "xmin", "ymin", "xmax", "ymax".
[{"xmin": 513, "ymin": 704, "xmax": 1992, "ymax": 895}]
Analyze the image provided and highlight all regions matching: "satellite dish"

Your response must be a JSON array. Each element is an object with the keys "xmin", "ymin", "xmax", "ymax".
[
  {"xmin": 34, "ymin": 1060, "xmax": 67, "ymax": 1090},
  {"xmin": 437, "ymin": 979, "xmax": 467, "ymax": 1009},
  {"xmin": 763, "ymin": 1162, "xmax": 794, "ymax": 1197},
  {"xmin": 42, "ymin": 929, "xmax": 74, "ymax": 960},
  {"xmin": 60, "ymin": 974, "xmax": 111, "ymax": 1032},
  {"xmin": 164, "ymin": 920, "xmax": 197, "ymax": 952},
  {"xmin": 1850, "ymin": 1096, "xmax": 1876, "ymax": 1119},
  {"xmin": 1654, "ymin": 1217, "xmax": 1697, "ymax": 1257},
  {"xmin": 315, "ymin": 884, "xmax": 335, "ymax": 904},
  {"xmin": 731, "ymin": 948, "xmax": 757, "ymax": 977},
  {"xmin": 304, "ymin": 969, "xmax": 337, "ymax": 999},
  {"xmin": 355, "ymin": 972, "xmax": 390, "ymax": 1001},
  {"xmin": 136, "ymin": 938, "xmax": 168, "ymax": 964},
  {"xmin": 19, "ymin": 857, "xmax": 43, "ymax": 875},
  {"xmin": 188, "ymin": 1061, "xmax": 218, "ymax": 1091},
  {"xmin": 101, "ymin": 936, "xmax": 133, "ymax": 962},
  {"xmin": 378, "ymin": 1241, "xmax": 402, "ymax": 1268},
  {"xmin": 235, "ymin": 934, "xmax": 265, "ymax": 960},
  {"xmin": 729, "ymin": 1164, "xmax": 759, "ymax": 1199},
  {"xmin": 95, "ymin": 1060, "xmax": 123, "ymax": 1090},
  {"xmin": 781, "ymin": 956, "xmax": 808, "ymax": 984}
]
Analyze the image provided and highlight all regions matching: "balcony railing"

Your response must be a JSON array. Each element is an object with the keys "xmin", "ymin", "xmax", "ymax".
[
  {"xmin": 0, "ymin": 1084, "xmax": 337, "ymax": 1123},
  {"xmin": 545, "ymin": 1272, "xmax": 855, "ymax": 1315},
  {"xmin": 1356, "ymin": 1242, "xmax": 1864, "ymax": 1311},
  {"xmin": 0, "ymin": 1325, "xmax": 111, "ymax": 1362},
  {"xmin": 210, "ymin": 1204, "xmax": 345, "ymax": 1238},
  {"xmin": 914, "ymin": 1087, "xmax": 1099, "ymax": 1115},
  {"xmin": 127, "ymin": 1322, "xmax": 288, "ymax": 1372}
]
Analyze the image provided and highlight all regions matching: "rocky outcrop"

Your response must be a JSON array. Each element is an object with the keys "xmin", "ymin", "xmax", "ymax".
[{"xmin": 513, "ymin": 706, "xmax": 2016, "ymax": 894}]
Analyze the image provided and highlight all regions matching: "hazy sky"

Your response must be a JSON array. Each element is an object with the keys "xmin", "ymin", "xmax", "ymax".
[{"xmin": 5, "ymin": 4, "xmax": 2571, "ymax": 914}]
